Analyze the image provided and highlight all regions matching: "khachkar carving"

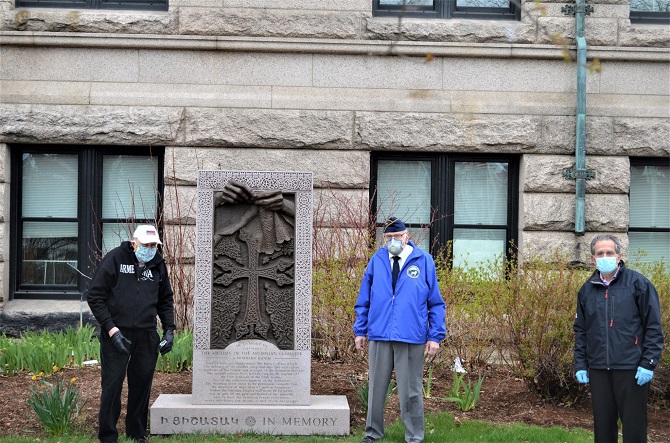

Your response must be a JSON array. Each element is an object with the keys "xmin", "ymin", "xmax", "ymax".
[{"xmin": 211, "ymin": 180, "xmax": 295, "ymax": 350}]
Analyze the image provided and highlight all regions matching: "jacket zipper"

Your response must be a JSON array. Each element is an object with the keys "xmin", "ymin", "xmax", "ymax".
[{"xmin": 605, "ymin": 289, "xmax": 610, "ymax": 369}]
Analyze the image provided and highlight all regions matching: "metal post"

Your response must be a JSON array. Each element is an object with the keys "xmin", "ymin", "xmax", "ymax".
[{"xmin": 574, "ymin": 0, "xmax": 588, "ymax": 234}]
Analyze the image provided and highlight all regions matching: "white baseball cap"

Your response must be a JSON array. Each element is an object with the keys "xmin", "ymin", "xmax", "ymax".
[{"xmin": 133, "ymin": 225, "xmax": 162, "ymax": 245}]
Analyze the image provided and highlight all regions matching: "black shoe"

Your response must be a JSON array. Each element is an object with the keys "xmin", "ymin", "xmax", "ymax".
[{"xmin": 361, "ymin": 437, "xmax": 376, "ymax": 443}]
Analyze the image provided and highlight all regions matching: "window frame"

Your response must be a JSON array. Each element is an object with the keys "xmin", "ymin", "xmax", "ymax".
[
  {"xmin": 10, "ymin": 144, "xmax": 165, "ymax": 300},
  {"xmin": 628, "ymin": 157, "xmax": 670, "ymax": 262},
  {"xmin": 370, "ymin": 152, "xmax": 519, "ymax": 264},
  {"xmin": 14, "ymin": 0, "xmax": 169, "ymax": 12},
  {"xmin": 630, "ymin": 10, "xmax": 670, "ymax": 24},
  {"xmin": 372, "ymin": 0, "xmax": 521, "ymax": 21},
  {"xmin": 630, "ymin": 0, "xmax": 670, "ymax": 24}
]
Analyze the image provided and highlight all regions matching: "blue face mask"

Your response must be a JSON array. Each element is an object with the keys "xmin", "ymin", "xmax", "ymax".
[
  {"xmin": 135, "ymin": 245, "xmax": 157, "ymax": 264},
  {"xmin": 386, "ymin": 238, "xmax": 404, "ymax": 256},
  {"xmin": 595, "ymin": 256, "xmax": 618, "ymax": 274}
]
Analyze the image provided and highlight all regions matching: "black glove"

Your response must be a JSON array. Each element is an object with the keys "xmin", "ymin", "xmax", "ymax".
[
  {"xmin": 111, "ymin": 331, "xmax": 132, "ymax": 355},
  {"xmin": 159, "ymin": 330, "xmax": 174, "ymax": 355}
]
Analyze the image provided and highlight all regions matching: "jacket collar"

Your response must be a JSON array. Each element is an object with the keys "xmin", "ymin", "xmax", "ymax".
[{"xmin": 589, "ymin": 260, "xmax": 626, "ymax": 286}]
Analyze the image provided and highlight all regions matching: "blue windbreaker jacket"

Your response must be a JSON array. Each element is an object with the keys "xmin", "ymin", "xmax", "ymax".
[{"xmin": 353, "ymin": 242, "xmax": 446, "ymax": 344}]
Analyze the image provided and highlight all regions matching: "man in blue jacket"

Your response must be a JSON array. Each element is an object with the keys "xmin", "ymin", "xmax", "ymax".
[
  {"xmin": 354, "ymin": 217, "xmax": 446, "ymax": 443},
  {"xmin": 88, "ymin": 225, "xmax": 175, "ymax": 443},
  {"xmin": 574, "ymin": 234, "xmax": 664, "ymax": 443}
]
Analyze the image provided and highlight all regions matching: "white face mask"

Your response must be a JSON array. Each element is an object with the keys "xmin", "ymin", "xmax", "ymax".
[
  {"xmin": 595, "ymin": 256, "xmax": 618, "ymax": 274},
  {"xmin": 386, "ymin": 238, "xmax": 404, "ymax": 256}
]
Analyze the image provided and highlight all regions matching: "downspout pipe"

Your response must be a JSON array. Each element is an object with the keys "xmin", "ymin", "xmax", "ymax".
[{"xmin": 574, "ymin": 0, "xmax": 588, "ymax": 234}]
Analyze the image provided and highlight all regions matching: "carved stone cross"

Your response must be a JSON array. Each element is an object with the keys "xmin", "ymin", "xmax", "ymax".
[{"xmin": 213, "ymin": 228, "xmax": 292, "ymax": 341}]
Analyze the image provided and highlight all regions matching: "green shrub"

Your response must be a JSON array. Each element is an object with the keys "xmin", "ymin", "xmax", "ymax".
[
  {"xmin": 28, "ymin": 374, "xmax": 88, "ymax": 436},
  {"xmin": 423, "ymin": 363, "xmax": 435, "ymax": 398},
  {"xmin": 629, "ymin": 258, "xmax": 670, "ymax": 367},
  {"xmin": 629, "ymin": 257, "xmax": 670, "ymax": 401},
  {"xmin": 436, "ymin": 250, "xmax": 505, "ymax": 372},
  {"xmin": 0, "ymin": 325, "xmax": 100, "ymax": 376},
  {"xmin": 0, "ymin": 334, "xmax": 20, "ymax": 376},
  {"xmin": 443, "ymin": 371, "xmax": 484, "ymax": 412},
  {"xmin": 311, "ymin": 188, "xmax": 378, "ymax": 362},
  {"xmin": 489, "ymin": 252, "xmax": 589, "ymax": 402},
  {"xmin": 312, "ymin": 255, "xmax": 372, "ymax": 361},
  {"xmin": 348, "ymin": 375, "xmax": 397, "ymax": 414},
  {"xmin": 436, "ymin": 246, "xmax": 593, "ymax": 403}
]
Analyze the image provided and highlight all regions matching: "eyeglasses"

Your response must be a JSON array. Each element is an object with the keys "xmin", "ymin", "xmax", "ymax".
[
  {"xmin": 594, "ymin": 250, "xmax": 617, "ymax": 258},
  {"xmin": 383, "ymin": 232, "xmax": 407, "ymax": 241}
]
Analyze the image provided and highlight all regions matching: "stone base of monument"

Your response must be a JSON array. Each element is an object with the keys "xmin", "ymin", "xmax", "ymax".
[{"xmin": 150, "ymin": 394, "xmax": 350, "ymax": 436}]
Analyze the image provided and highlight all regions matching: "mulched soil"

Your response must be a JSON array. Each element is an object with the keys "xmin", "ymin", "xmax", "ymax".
[{"xmin": 1, "ymin": 360, "xmax": 669, "ymax": 442}]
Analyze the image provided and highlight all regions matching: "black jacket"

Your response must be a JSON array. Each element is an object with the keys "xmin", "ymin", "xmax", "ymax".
[
  {"xmin": 574, "ymin": 262, "xmax": 664, "ymax": 372},
  {"xmin": 87, "ymin": 241, "xmax": 175, "ymax": 334}
]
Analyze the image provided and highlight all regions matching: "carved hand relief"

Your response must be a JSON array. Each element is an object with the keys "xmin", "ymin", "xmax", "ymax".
[{"xmin": 211, "ymin": 179, "xmax": 296, "ymax": 350}]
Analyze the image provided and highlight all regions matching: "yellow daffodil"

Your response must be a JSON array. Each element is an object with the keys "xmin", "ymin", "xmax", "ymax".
[
  {"xmin": 70, "ymin": 377, "xmax": 77, "ymax": 384},
  {"xmin": 32, "ymin": 375, "xmax": 36, "ymax": 380},
  {"xmin": 52, "ymin": 365, "xmax": 59, "ymax": 372}
]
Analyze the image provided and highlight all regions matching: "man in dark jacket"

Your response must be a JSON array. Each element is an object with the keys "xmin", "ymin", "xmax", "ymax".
[
  {"xmin": 574, "ymin": 234, "xmax": 664, "ymax": 443},
  {"xmin": 88, "ymin": 225, "xmax": 175, "ymax": 443},
  {"xmin": 354, "ymin": 217, "xmax": 446, "ymax": 443}
]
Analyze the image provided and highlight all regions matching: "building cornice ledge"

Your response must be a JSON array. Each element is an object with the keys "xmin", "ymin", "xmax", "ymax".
[{"xmin": 1, "ymin": 32, "xmax": 669, "ymax": 62}]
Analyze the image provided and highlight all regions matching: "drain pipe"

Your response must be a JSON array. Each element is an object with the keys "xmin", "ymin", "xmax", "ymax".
[{"xmin": 562, "ymin": 0, "xmax": 595, "ymax": 235}]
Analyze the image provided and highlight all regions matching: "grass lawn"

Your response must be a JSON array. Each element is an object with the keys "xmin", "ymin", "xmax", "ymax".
[{"xmin": 0, "ymin": 411, "xmax": 593, "ymax": 443}]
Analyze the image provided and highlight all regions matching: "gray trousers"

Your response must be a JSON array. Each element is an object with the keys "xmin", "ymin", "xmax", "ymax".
[{"xmin": 366, "ymin": 341, "xmax": 425, "ymax": 443}]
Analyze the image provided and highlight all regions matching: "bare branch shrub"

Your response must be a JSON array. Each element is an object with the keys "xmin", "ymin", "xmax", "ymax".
[
  {"xmin": 311, "ymin": 187, "xmax": 376, "ymax": 361},
  {"xmin": 489, "ymin": 250, "xmax": 591, "ymax": 403},
  {"xmin": 435, "ymin": 244, "xmax": 506, "ymax": 372},
  {"xmin": 160, "ymin": 149, "xmax": 199, "ymax": 332}
]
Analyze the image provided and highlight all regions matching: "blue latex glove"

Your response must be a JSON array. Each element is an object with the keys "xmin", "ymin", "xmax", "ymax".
[
  {"xmin": 575, "ymin": 370, "xmax": 589, "ymax": 384},
  {"xmin": 635, "ymin": 367, "xmax": 654, "ymax": 386}
]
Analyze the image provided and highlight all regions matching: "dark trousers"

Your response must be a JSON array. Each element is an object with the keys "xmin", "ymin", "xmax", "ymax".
[
  {"xmin": 589, "ymin": 369, "xmax": 649, "ymax": 443},
  {"xmin": 98, "ymin": 328, "xmax": 160, "ymax": 443}
]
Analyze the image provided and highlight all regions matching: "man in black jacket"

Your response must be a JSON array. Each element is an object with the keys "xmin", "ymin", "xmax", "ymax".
[
  {"xmin": 574, "ymin": 234, "xmax": 664, "ymax": 443},
  {"xmin": 88, "ymin": 225, "xmax": 175, "ymax": 443}
]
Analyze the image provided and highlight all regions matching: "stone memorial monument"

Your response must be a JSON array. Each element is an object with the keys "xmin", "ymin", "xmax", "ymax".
[{"xmin": 150, "ymin": 170, "xmax": 350, "ymax": 436}]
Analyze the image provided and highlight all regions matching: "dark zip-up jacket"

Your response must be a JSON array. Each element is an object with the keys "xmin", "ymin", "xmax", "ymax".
[
  {"xmin": 87, "ymin": 241, "xmax": 175, "ymax": 334},
  {"xmin": 574, "ymin": 262, "xmax": 664, "ymax": 372}
]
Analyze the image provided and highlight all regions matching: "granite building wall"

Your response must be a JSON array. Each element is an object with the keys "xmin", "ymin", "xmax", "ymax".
[{"xmin": 0, "ymin": 0, "xmax": 669, "ymax": 307}]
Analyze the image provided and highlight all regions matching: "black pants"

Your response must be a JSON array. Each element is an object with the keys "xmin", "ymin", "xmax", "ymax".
[
  {"xmin": 98, "ymin": 328, "xmax": 160, "ymax": 443},
  {"xmin": 589, "ymin": 369, "xmax": 649, "ymax": 443}
]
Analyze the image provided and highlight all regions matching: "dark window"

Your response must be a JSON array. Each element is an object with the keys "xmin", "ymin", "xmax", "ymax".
[
  {"xmin": 10, "ymin": 145, "xmax": 164, "ymax": 300},
  {"xmin": 373, "ymin": 0, "xmax": 520, "ymax": 21},
  {"xmin": 630, "ymin": 0, "xmax": 670, "ymax": 24},
  {"xmin": 629, "ymin": 158, "xmax": 670, "ymax": 264},
  {"xmin": 15, "ymin": 0, "xmax": 168, "ymax": 11},
  {"xmin": 371, "ymin": 153, "xmax": 519, "ymax": 268}
]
